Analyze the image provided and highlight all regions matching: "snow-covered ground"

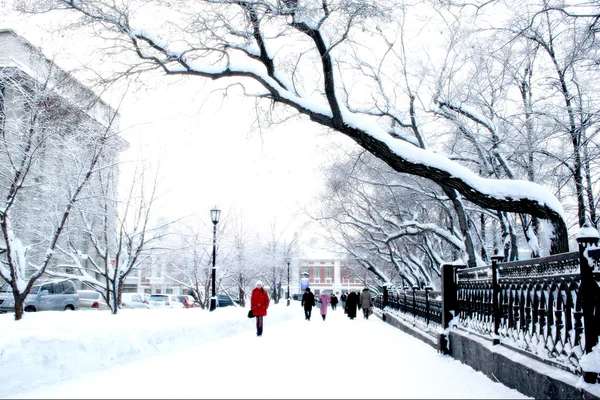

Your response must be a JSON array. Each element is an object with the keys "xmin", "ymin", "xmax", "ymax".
[{"xmin": 0, "ymin": 303, "xmax": 532, "ymax": 399}]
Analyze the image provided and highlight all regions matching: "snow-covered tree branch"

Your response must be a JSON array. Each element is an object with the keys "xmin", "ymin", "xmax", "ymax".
[{"xmin": 17, "ymin": 0, "xmax": 571, "ymax": 253}]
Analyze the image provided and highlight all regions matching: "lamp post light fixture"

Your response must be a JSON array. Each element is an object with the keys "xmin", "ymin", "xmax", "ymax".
[
  {"xmin": 209, "ymin": 206, "xmax": 221, "ymax": 312},
  {"xmin": 286, "ymin": 256, "xmax": 291, "ymax": 306}
]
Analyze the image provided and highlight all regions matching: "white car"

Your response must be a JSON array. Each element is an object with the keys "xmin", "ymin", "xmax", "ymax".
[
  {"xmin": 148, "ymin": 294, "xmax": 184, "ymax": 309},
  {"xmin": 120, "ymin": 293, "xmax": 149, "ymax": 309},
  {"xmin": 77, "ymin": 290, "xmax": 110, "ymax": 311}
]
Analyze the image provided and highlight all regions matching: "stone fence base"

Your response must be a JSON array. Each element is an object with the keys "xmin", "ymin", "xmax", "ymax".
[{"xmin": 378, "ymin": 311, "xmax": 600, "ymax": 400}]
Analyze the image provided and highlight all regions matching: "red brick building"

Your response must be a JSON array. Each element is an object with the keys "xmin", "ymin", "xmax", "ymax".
[{"xmin": 296, "ymin": 257, "xmax": 364, "ymax": 297}]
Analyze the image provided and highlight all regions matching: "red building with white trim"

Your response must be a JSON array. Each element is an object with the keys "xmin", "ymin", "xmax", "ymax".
[{"xmin": 296, "ymin": 257, "xmax": 364, "ymax": 297}]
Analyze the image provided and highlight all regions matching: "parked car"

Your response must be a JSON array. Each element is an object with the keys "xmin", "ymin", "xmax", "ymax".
[
  {"xmin": 148, "ymin": 294, "xmax": 184, "ymax": 309},
  {"xmin": 216, "ymin": 294, "xmax": 240, "ymax": 307},
  {"xmin": 120, "ymin": 293, "xmax": 150, "ymax": 309},
  {"xmin": 177, "ymin": 295, "xmax": 199, "ymax": 308},
  {"xmin": 77, "ymin": 290, "xmax": 110, "ymax": 311},
  {"xmin": 0, "ymin": 279, "xmax": 79, "ymax": 313}
]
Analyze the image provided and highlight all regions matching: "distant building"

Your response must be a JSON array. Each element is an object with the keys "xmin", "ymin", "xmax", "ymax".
[
  {"xmin": 296, "ymin": 257, "xmax": 364, "ymax": 297},
  {"xmin": 122, "ymin": 255, "xmax": 186, "ymax": 296}
]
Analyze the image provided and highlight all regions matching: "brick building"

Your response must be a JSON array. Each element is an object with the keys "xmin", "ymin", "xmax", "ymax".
[{"xmin": 295, "ymin": 257, "xmax": 364, "ymax": 297}]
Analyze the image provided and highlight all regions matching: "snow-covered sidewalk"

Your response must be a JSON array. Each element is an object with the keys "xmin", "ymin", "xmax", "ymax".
[{"xmin": 0, "ymin": 303, "xmax": 530, "ymax": 399}]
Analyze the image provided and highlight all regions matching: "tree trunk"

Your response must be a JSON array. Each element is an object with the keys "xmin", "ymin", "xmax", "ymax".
[
  {"xmin": 239, "ymin": 288, "xmax": 245, "ymax": 307},
  {"xmin": 14, "ymin": 296, "xmax": 24, "ymax": 321},
  {"xmin": 443, "ymin": 185, "xmax": 477, "ymax": 268}
]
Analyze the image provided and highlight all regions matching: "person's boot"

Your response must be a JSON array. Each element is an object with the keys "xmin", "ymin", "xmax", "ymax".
[{"xmin": 258, "ymin": 326, "xmax": 263, "ymax": 336}]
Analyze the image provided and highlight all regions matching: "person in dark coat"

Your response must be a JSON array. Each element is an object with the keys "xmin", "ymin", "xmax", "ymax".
[
  {"xmin": 330, "ymin": 294, "xmax": 338, "ymax": 311},
  {"xmin": 340, "ymin": 293, "xmax": 347, "ymax": 313},
  {"xmin": 301, "ymin": 287, "xmax": 315, "ymax": 321},
  {"xmin": 346, "ymin": 291, "xmax": 358, "ymax": 319},
  {"xmin": 251, "ymin": 280, "xmax": 270, "ymax": 337}
]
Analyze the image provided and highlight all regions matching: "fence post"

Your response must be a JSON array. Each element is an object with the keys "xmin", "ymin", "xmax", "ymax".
[
  {"xmin": 412, "ymin": 285, "xmax": 418, "ymax": 319},
  {"xmin": 439, "ymin": 262, "xmax": 465, "ymax": 354},
  {"xmin": 491, "ymin": 251, "xmax": 504, "ymax": 345},
  {"xmin": 576, "ymin": 223, "xmax": 600, "ymax": 384},
  {"xmin": 425, "ymin": 286, "xmax": 432, "ymax": 326},
  {"xmin": 441, "ymin": 262, "xmax": 463, "ymax": 329},
  {"xmin": 383, "ymin": 284, "xmax": 389, "ymax": 308}
]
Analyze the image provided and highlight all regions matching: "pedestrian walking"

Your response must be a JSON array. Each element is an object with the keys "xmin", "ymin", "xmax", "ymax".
[
  {"xmin": 360, "ymin": 287, "xmax": 372, "ymax": 319},
  {"xmin": 251, "ymin": 280, "xmax": 270, "ymax": 336},
  {"xmin": 330, "ymin": 293, "xmax": 338, "ymax": 311},
  {"xmin": 345, "ymin": 291, "xmax": 358, "ymax": 320},
  {"xmin": 301, "ymin": 287, "xmax": 315, "ymax": 321},
  {"xmin": 318, "ymin": 293, "xmax": 331, "ymax": 321},
  {"xmin": 340, "ymin": 293, "xmax": 347, "ymax": 313}
]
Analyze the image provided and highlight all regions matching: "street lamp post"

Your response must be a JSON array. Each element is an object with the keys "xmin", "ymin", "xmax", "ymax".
[
  {"xmin": 209, "ymin": 206, "xmax": 221, "ymax": 312},
  {"xmin": 286, "ymin": 256, "xmax": 291, "ymax": 306}
]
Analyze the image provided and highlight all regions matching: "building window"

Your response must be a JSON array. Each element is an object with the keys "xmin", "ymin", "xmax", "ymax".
[
  {"xmin": 314, "ymin": 268, "xmax": 320, "ymax": 278},
  {"xmin": 166, "ymin": 288, "xmax": 173, "ymax": 294},
  {"xmin": 325, "ymin": 268, "xmax": 332, "ymax": 279},
  {"xmin": 303, "ymin": 267, "xmax": 309, "ymax": 275}
]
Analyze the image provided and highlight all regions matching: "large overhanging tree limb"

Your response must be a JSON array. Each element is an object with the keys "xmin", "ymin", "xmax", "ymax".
[{"xmin": 28, "ymin": 0, "xmax": 569, "ymax": 253}]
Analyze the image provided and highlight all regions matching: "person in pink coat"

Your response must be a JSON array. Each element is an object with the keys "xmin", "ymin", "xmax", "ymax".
[{"xmin": 318, "ymin": 293, "xmax": 331, "ymax": 321}]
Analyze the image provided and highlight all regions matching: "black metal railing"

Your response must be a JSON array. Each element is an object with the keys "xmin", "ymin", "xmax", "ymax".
[
  {"xmin": 373, "ymin": 234, "xmax": 600, "ymax": 383},
  {"xmin": 374, "ymin": 287, "xmax": 442, "ymax": 338},
  {"xmin": 456, "ymin": 252, "xmax": 588, "ymax": 373}
]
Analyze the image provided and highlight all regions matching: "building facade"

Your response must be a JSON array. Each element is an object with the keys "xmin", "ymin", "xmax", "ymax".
[
  {"xmin": 295, "ymin": 257, "xmax": 364, "ymax": 297},
  {"xmin": 0, "ymin": 29, "xmax": 125, "ymax": 284}
]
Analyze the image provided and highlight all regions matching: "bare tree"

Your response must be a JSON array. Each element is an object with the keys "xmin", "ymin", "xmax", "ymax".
[
  {"xmin": 50, "ymin": 162, "xmax": 169, "ymax": 313},
  {"xmin": 163, "ymin": 222, "xmax": 213, "ymax": 309},
  {"xmin": 509, "ymin": 5, "xmax": 600, "ymax": 230},
  {"xmin": 222, "ymin": 212, "xmax": 262, "ymax": 307},
  {"xmin": 314, "ymin": 150, "xmax": 474, "ymax": 289}
]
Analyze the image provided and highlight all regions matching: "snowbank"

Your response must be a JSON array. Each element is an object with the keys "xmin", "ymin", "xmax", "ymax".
[{"xmin": 0, "ymin": 305, "xmax": 293, "ymax": 394}]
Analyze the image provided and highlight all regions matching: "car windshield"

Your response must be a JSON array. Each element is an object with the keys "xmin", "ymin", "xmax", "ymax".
[
  {"xmin": 150, "ymin": 295, "xmax": 168, "ymax": 301},
  {"xmin": 0, "ymin": 284, "xmax": 11, "ymax": 293}
]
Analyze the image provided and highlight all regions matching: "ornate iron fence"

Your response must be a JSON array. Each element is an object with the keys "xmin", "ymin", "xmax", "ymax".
[
  {"xmin": 374, "ymin": 232, "xmax": 600, "ymax": 383},
  {"xmin": 374, "ymin": 287, "xmax": 442, "ymax": 339},
  {"xmin": 456, "ymin": 252, "xmax": 587, "ymax": 374}
]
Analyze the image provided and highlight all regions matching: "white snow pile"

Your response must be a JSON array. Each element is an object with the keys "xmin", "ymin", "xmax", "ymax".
[
  {"xmin": 580, "ymin": 339, "xmax": 600, "ymax": 374},
  {"xmin": 0, "ymin": 306, "xmax": 293, "ymax": 394}
]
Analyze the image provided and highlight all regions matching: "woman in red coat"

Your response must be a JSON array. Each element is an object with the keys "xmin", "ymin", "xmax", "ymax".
[{"xmin": 251, "ymin": 281, "xmax": 270, "ymax": 336}]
